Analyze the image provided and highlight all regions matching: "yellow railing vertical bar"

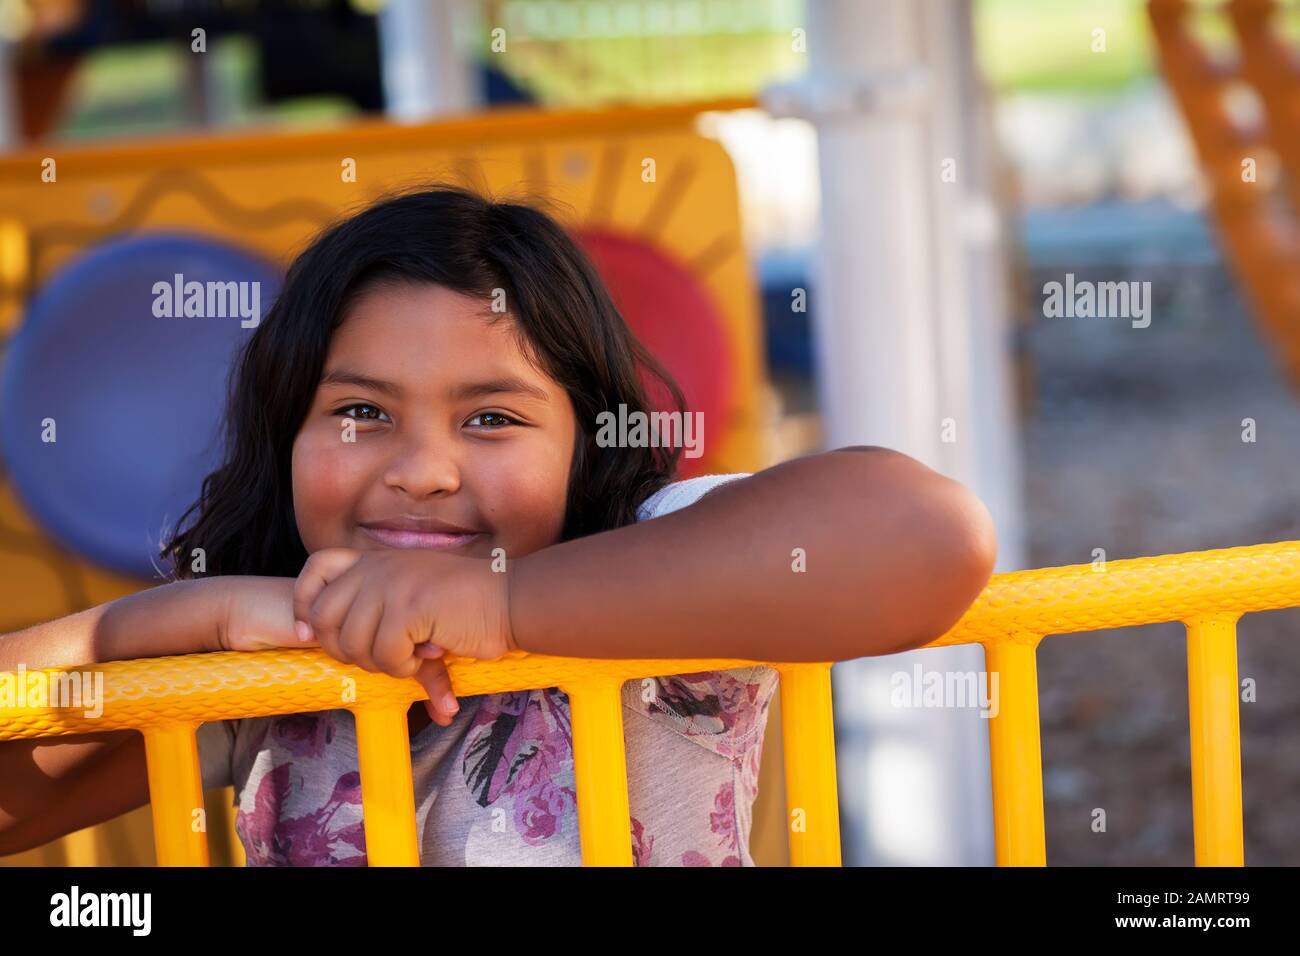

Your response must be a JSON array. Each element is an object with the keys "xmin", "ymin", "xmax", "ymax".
[
  {"xmin": 140, "ymin": 723, "xmax": 209, "ymax": 866},
  {"xmin": 1184, "ymin": 612, "xmax": 1245, "ymax": 866},
  {"xmin": 984, "ymin": 636, "xmax": 1046, "ymax": 866},
  {"xmin": 352, "ymin": 706, "xmax": 421, "ymax": 866},
  {"xmin": 776, "ymin": 663, "xmax": 842, "ymax": 866},
  {"xmin": 563, "ymin": 679, "xmax": 633, "ymax": 866}
]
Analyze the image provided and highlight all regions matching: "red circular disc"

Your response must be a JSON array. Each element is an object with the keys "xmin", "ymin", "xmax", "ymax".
[{"xmin": 573, "ymin": 228, "xmax": 734, "ymax": 477}]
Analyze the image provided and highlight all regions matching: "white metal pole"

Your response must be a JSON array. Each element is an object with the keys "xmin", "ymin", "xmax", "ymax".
[
  {"xmin": 0, "ymin": 36, "xmax": 17, "ymax": 151},
  {"xmin": 764, "ymin": 0, "xmax": 1023, "ymax": 866},
  {"xmin": 920, "ymin": 0, "xmax": 1026, "ymax": 574},
  {"xmin": 377, "ymin": 0, "xmax": 479, "ymax": 121}
]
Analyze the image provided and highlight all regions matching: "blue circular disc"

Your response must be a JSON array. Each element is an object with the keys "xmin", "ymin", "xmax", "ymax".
[{"xmin": 1, "ymin": 231, "xmax": 282, "ymax": 579}]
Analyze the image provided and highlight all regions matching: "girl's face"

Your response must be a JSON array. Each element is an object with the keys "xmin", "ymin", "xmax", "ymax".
[{"xmin": 291, "ymin": 281, "xmax": 577, "ymax": 560}]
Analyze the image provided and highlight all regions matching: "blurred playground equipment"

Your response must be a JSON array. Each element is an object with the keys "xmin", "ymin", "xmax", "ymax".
[
  {"xmin": 0, "ymin": 0, "xmax": 1028, "ymax": 870},
  {"xmin": 6, "ymin": 0, "xmax": 1295, "ymax": 868},
  {"xmin": 0, "ymin": 98, "xmax": 777, "ymax": 864},
  {"xmin": 0, "ymin": 99, "xmax": 771, "ymax": 600},
  {"xmin": 1149, "ymin": 0, "xmax": 1300, "ymax": 388},
  {"xmin": 4, "ymin": 535, "xmax": 1295, "ymax": 866}
]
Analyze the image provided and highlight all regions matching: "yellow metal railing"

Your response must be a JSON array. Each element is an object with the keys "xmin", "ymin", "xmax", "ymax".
[
  {"xmin": 0, "ymin": 649, "xmax": 840, "ymax": 866},
  {"xmin": 930, "ymin": 538, "xmax": 1300, "ymax": 865},
  {"xmin": 2, "ymin": 538, "xmax": 1298, "ymax": 866}
]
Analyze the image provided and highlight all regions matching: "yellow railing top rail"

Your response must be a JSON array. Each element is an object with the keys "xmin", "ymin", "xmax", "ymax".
[
  {"xmin": 3, "ymin": 538, "xmax": 1299, "ymax": 740},
  {"xmin": 0, "ymin": 649, "xmax": 778, "ymax": 740},
  {"xmin": 930, "ymin": 538, "xmax": 1300, "ymax": 647}
]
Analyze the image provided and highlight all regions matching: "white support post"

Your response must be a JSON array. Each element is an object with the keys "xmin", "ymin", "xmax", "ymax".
[
  {"xmin": 0, "ymin": 36, "xmax": 17, "ymax": 150},
  {"xmin": 377, "ymin": 0, "xmax": 480, "ymax": 122},
  {"xmin": 763, "ymin": 0, "xmax": 1023, "ymax": 866}
]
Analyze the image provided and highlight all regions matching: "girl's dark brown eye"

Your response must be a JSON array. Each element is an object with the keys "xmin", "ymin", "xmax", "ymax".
[
  {"xmin": 335, "ymin": 404, "xmax": 389, "ymax": 422},
  {"xmin": 468, "ymin": 412, "xmax": 517, "ymax": 429}
]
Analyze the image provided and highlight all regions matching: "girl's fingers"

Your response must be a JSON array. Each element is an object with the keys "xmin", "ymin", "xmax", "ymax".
[
  {"xmin": 372, "ymin": 605, "xmax": 421, "ymax": 678},
  {"xmin": 301, "ymin": 564, "xmax": 364, "ymax": 662},
  {"xmin": 278, "ymin": 625, "xmax": 318, "ymax": 648},
  {"xmin": 414, "ymin": 643, "xmax": 444, "ymax": 659},
  {"xmin": 293, "ymin": 547, "xmax": 364, "ymax": 632},
  {"xmin": 337, "ymin": 590, "xmax": 385, "ymax": 672},
  {"xmin": 414, "ymin": 659, "xmax": 458, "ymax": 725}
]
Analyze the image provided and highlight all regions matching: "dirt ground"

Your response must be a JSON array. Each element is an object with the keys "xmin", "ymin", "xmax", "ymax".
[{"xmin": 1021, "ymin": 261, "xmax": 1300, "ymax": 865}]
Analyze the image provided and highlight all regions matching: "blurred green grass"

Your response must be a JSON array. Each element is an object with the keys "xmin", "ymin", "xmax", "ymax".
[
  {"xmin": 975, "ymin": 0, "xmax": 1155, "ymax": 93},
  {"xmin": 977, "ymin": 0, "xmax": 1300, "ymax": 94}
]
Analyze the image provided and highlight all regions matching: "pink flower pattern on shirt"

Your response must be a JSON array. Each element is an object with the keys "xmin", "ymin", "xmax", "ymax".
[
  {"xmin": 232, "ymin": 668, "xmax": 777, "ymax": 866},
  {"xmin": 462, "ymin": 688, "xmax": 577, "ymax": 845},
  {"xmin": 630, "ymin": 815, "xmax": 655, "ymax": 866},
  {"xmin": 237, "ymin": 757, "xmax": 367, "ymax": 866},
  {"xmin": 634, "ymin": 668, "xmax": 775, "ymax": 761}
]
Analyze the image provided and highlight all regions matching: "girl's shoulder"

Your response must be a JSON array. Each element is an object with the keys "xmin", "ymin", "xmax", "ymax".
[{"xmin": 635, "ymin": 472, "xmax": 752, "ymax": 522}]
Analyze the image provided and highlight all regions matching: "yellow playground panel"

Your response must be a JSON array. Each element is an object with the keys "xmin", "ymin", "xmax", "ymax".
[
  {"xmin": 2, "ymin": 537, "xmax": 1294, "ymax": 866},
  {"xmin": 0, "ymin": 97, "xmax": 767, "ymax": 470},
  {"xmin": 0, "ymin": 99, "xmax": 777, "ymax": 865}
]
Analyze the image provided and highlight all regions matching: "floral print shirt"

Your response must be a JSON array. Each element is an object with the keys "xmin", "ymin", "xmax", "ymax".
[{"xmin": 196, "ymin": 472, "xmax": 780, "ymax": 866}]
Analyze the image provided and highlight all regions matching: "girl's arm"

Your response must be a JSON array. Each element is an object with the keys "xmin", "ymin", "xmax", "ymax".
[
  {"xmin": 508, "ymin": 446, "xmax": 998, "ymax": 663},
  {"xmin": 0, "ymin": 581, "xmax": 222, "ymax": 855},
  {"xmin": 0, "ymin": 576, "xmax": 297, "ymax": 855},
  {"xmin": 0, "ymin": 578, "xmax": 228, "ymax": 674}
]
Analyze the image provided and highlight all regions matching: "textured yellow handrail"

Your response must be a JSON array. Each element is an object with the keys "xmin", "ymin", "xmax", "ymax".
[
  {"xmin": 930, "ymin": 538, "xmax": 1300, "ymax": 865},
  {"xmin": 2, "ymin": 539, "xmax": 1297, "ymax": 866},
  {"xmin": 0, "ymin": 648, "xmax": 840, "ymax": 866}
]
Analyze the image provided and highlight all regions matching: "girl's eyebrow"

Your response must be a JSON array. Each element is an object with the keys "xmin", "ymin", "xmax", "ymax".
[
  {"xmin": 448, "ymin": 377, "xmax": 551, "ymax": 404},
  {"xmin": 319, "ymin": 367, "xmax": 549, "ymax": 404},
  {"xmin": 319, "ymin": 368, "xmax": 403, "ymax": 398}
]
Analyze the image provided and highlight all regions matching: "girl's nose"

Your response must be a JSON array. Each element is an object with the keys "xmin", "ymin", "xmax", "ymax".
[{"xmin": 383, "ymin": 440, "xmax": 462, "ymax": 497}]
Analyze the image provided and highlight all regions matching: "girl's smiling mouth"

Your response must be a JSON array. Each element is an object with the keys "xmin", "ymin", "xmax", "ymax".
[{"xmin": 358, "ymin": 516, "xmax": 485, "ymax": 551}]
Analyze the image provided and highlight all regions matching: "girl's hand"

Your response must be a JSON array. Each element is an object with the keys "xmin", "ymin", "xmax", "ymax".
[
  {"xmin": 292, "ymin": 548, "xmax": 515, "ymax": 717},
  {"xmin": 217, "ymin": 576, "xmax": 322, "ymax": 652}
]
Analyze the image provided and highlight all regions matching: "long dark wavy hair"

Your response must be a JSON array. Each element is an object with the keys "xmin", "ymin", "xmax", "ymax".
[{"xmin": 161, "ymin": 183, "xmax": 686, "ymax": 580}]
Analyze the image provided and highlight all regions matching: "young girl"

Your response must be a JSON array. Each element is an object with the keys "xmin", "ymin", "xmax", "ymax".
[{"xmin": 0, "ymin": 184, "xmax": 996, "ymax": 866}]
